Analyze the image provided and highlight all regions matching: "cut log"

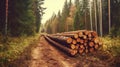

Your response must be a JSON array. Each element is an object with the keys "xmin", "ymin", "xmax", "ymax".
[
  {"xmin": 75, "ymin": 44, "xmax": 79, "ymax": 49},
  {"xmin": 79, "ymin": 48, "xmax": 84, "ymax": 54},
  {"xmin": 89, "ymin": 47, "xmax": 94, "ymax": 52},
  {"xmin": 44, "ymin": 35, "xmax": 75, "ymax": 56},
  {"xmin": 94, "ymin": 38, "xmax": 100, "ymax": 44},
  {"xmin": 83, "ymin": 30, "xmax": 89, "ymax": 35},
  {"xmin": 78, "ymin": 31, "xmax": 83, "ymax": 37},
  {"xmin": 70, "ymin": 44, "xmax": 76, "ymax": 49},
  {"xmin": 72, "ymin": 39, "xmax": 77, "ymax": 44},
  {"xmin": 48, "ymin": 35, "xmax": 72, "ymax": 44},
  {"xmin": 74, "ymin": 33, "xmax": 79, "ymax": 39},
  {"xmin": 91, "ymin": 31, "xmax": 98, "ymax": 37},
  {"xmin": 52, "ymin": 33, "xmax": 75, "ymax": 38},
  {"xmin": 83, "ymin": 35, "xmax": 87, "ymax": 39},
  {"xmin": 88, "ymin": 32, "xmax": 92, "ymax": 38},
  {"xmin": 66, "ymin": 37, "xmax": 73, "ymax": 44},
  {"xmin": 89, "ymin": 42, "xmax": 94, "ymax": 47},
  {"xmin": 46, "ymin": 35, "xmax": 71, "ymax": 48},
  {"xmin": 80, "ymin": 45, "xmax": 84, "ymax": 49},
  {"xmin": 71, "ymin": 49, "xmax": 78, "ymax": 56},
  {"xmin": 84, "ymin": 43, "xmax": 87, "ymax": 46},
  {"xmin": 76, "ymin": 38, "xmax": 84, "ymax": 44}
]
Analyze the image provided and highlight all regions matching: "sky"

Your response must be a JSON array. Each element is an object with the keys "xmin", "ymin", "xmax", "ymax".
[{"xmin": 41, "ymin": 0, "xmax": 74, "ymax": 24}]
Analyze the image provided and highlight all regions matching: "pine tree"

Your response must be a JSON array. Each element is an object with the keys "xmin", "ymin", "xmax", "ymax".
[
  {"xmin": 8, "ymin": 0, "xmax": 36, "ymax": 36},
  {"xmin": 61, "ymin": 0, "xmax": 70, "ymax": 32},
  {"xmin": 34, "ymin": 0, "xmax": 46, "ymax": 33}
]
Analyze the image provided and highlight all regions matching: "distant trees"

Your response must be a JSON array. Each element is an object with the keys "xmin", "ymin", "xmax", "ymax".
[
  {"xmin": 74, "ymin": 0, "xmax": 84, "ymax": 30},
  {"xmin": 102, "ymin": 0, "xmax": 120, "ymax": 36},
  {"xmin": 44, "ymin": 0, "xmax": 120, "ymax": 37},
  {"xmin": 44, "ymin": 0, "xmax": 73, "ymax": 33}
]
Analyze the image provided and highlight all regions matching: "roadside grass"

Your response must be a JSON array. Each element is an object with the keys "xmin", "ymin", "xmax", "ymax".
[
  {"xmin": 101, "ymin": 36, "xmax": 120, "ymax": 57},
  {"xmin": 0, "ymin": 34, "xmax": 40, "ymax": 66},
  {"xmin": 100, "ymin": 36, "xmax": 120, "ymax": 66}
]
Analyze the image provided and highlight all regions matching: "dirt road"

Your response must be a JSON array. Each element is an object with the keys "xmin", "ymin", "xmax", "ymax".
[{"xmin": 9, "ymin": 36, "xmax": 112, "ymax": 67}]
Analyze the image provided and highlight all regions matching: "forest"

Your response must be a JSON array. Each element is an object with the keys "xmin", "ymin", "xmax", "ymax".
[
  {"xmin": 0, "ymin": 0, "xmax": 45, "ymax": 37},
  {"xmin": 0, "ymin": 0, "xmax": 120, "ymax": 67},
  {"xmin": 43, "ymin": 0, "xmax": 120, "ymax": 37}
]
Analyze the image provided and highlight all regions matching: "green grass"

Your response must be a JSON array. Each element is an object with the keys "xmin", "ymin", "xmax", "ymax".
[
  {"xmin": 0, "ymin": 34, "xmax": 40, "ymax": 65},
  {"xmin": 101, "ymin": 36, "xmax": 120, "ymax": 56}
]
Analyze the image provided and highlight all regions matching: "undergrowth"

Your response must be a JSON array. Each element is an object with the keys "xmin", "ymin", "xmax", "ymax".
[
  {"xmin": 100, "ymin": 36, "xmax": 120, "ymax": 67},
  {"xmin": 101, "ymin": 36, "xmax": 120, "ymax": 57},
  {"xmin": 0, "ymin": 34, "xmax": 40, "ymax": 66}
]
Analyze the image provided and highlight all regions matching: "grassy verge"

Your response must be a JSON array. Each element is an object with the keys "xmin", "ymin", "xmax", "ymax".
[
  {"xmin": 0, "ymin": 34, "xmax": 40, "ymax": 66},
  {"xmin": 101, "ymin": 36, "xmax": 120, "ymax": 57},
  {"xmin": 100, "ymin": 36, "xmax": 120, "ymax": 66}
]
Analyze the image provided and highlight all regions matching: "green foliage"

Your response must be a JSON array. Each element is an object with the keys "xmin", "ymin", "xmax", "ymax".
[
  {"xmin": 34, "ymin": 0, "xmax": 45, "ymax": 33},
  {"xmin": 73, "ymin": 0, "xmax": 86, "ymax": 30},
  {"xmin": 102, "ymin": 37, "xmax": 120, "ymax": 56},
  {"xmin": 7, "ymin": 0, "xmax": 36, "ymax": 36},
  {"xmin": 0, "ymin": 0, "xmax": 45, "ymax": 36},
  {"xmin": 74, "ymin": 11, "xmax": 84, "ymax": 30},
  {"xmin": 0, "ymin": 34, "xmax": 39, "ymax": 66},
  {"xmin": 62, "ymin": 0, "xmax": 69, "ymax": 19}
]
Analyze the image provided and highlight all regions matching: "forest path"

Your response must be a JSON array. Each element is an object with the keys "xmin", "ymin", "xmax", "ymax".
[{"xmin": 9, "ymin": 36, "xmax": 111, "ymax": 67}]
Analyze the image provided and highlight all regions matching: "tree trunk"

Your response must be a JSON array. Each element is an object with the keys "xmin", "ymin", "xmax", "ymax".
[
  {"xmin": 99, "ymin": 0, "xmax": 103, "ymax": 37},
  {"xmin": 94, "ymin": 0, "xmax": 98, "ymax": 33},
  {"xmin": 108, "ymin": 0, "xmax": 111, "ymax": 34},
  {"xmin": 89, "ymin": 0, "xmax": 93, "ymax": 31},
  {"xmin": 5, "ymin": 0, "xmax": 8, "ymax": 41},
  {"xmin": 85, "ymin": 11, "xmax": 87, "ymax": 29}
]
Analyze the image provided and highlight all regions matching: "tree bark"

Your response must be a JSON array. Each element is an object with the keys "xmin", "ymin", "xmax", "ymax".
[
  {"xmin": 94, "ymin": 0, "xmax": 98, "ymax": 32},
  {"xmin": 90, "ymin": 0, "xmax": 93, "ymax": 31},
  {"xmin": 99, "ymin": 0, "xmax": 103, "ymax": 37},
  {"xmin": 108, "ymin": 0, "xmax": 111, "ymax": 34}
]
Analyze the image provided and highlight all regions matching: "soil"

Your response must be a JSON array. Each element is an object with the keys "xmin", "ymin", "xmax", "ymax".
[{"xmin": 8, "ymin": 36, "xmax": 120, "ymax": 67}]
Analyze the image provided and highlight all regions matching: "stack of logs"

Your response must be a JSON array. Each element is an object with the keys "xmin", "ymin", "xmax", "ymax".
[{"xmin": 44, "ymin": 30, "xmax": 102, "ymax": 56}]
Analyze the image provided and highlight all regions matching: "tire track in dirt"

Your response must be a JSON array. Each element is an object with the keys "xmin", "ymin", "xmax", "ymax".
[{"xmin": 29, "ymin": 36, "xmax": 74, "ymax": 67}]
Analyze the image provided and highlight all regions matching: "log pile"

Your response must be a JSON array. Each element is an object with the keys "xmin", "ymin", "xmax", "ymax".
[{"xmin": 44, "ymin": 30, "xmax": 102, "ymax": 56}]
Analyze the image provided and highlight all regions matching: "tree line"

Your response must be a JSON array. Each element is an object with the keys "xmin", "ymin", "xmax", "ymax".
[
  {"xmin": 0, "ymin": 0, "xmax": 45, "ymax": 37},
  {"xmin": 43, "ymin": 0, "xmax": 120, "ymax": 37}
]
